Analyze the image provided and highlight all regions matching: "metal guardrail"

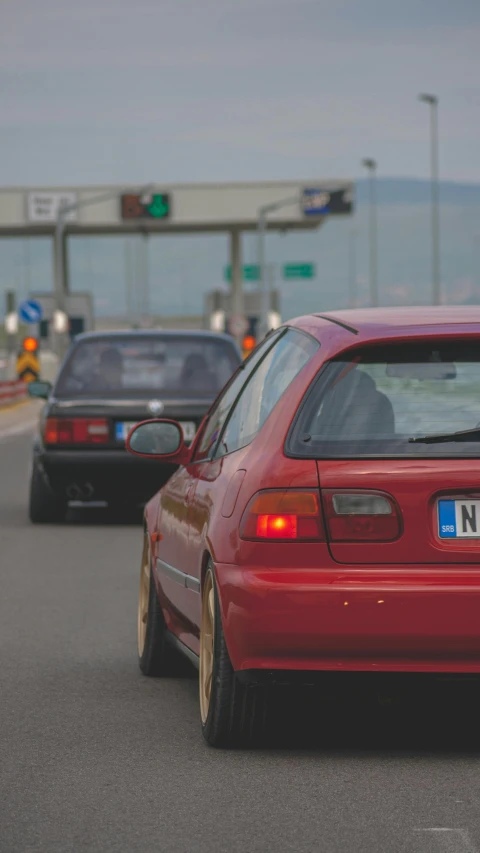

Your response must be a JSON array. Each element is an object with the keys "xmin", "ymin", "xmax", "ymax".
[{"xmin": 0, "ymin": 380, "xmax": 28, "ymax": 408}]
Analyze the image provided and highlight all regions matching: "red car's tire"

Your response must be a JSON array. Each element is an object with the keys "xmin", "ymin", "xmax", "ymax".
[
  {"xmin": 138, "ymin": 533, "xmax": 182, "ymax": 677},
  {"xmin": 200, "ymin": 561, "xmax": 269, "ymax": 748}
]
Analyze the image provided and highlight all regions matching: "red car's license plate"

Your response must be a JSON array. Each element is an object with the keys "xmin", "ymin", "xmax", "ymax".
[{"xmin": 438, "ymin": 499, "xmax": 480, "ymax": 539}]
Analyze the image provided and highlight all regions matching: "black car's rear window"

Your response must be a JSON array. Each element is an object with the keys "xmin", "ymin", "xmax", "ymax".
[
  {"xmin": 288, "ymin": 340, "xmax": 480, "ymax": 458},
  {"xmin": 54, "ymin": 335, "xmax": 240, "ymax": 399}
]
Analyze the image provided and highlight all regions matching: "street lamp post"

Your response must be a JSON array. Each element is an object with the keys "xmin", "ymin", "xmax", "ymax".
[
  {"xmin": 418, "ymin": 93, "xmax": 440, "ymax": 305},
  {"xmin": 361, "ymin": 158, "xmax": 378, "ymax": 307},
  {"xmin": 257, "ymin": 194, "xmax": 300, "ymax": 338},
  {"xmin": 123, "ymin": 237, "xmax": 134, "ymax": 327},
  {"xmin": 257, "ymin": 207, "xmax": 267, "ymax": 338},
  {"xmin": 142, "ymin": 232, "xmax": 150, "ymax": 324},
  {"xmin": 348, "ymin": 228, "xmax": 357, "ymax": 308}
]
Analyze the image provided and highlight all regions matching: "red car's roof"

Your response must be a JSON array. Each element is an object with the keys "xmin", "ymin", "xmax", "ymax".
[{"xmin": 288, "ymin": 306, "xmax": 480, "ymax": 358}]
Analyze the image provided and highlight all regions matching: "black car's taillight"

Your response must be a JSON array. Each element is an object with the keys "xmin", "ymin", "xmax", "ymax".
[{"xmin": 44, "ymin": 417, "xmax": 109, "ymax": 445}]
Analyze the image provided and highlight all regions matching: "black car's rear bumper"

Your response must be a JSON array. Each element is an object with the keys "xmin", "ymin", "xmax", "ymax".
[{"xmin": 36, "ymin": 448, "xmax": 176, "ymax": 504}]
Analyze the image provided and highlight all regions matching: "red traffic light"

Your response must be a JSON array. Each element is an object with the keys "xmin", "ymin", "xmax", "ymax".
[
  {"xmin": 23, "ymin": 337, "xmax": 39, "ymax": 353},
  {"xmin": 242, "ymin": 335, "xmax": 256, "ymax": 353}
]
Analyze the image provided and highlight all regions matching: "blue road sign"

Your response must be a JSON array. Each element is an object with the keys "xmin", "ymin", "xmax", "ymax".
[
  {"xmin": 302, "ymin": 187, "xmax": 354, "ymax": 216},
  {"xmin": 18, "ymin": 299, "xmax": 43, "ymax": 324}
]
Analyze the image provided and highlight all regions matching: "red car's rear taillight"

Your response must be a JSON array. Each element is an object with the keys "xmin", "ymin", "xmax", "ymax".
[
  {"xmin": 44, "ymin": 417, "xmax": 109, "ymax": 445},
  {"xmin": 240, "ymin": 490, "xmax": 325, "ymax": 541},
  {"xmin": 322, "ymin": 490, "xmax": 401, "ymax": 542}
]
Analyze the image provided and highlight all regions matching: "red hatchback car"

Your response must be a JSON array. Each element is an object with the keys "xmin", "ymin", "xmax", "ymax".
[{"xmin": 127, "ymin": 307, "xmax": 480, "ymax": 747}]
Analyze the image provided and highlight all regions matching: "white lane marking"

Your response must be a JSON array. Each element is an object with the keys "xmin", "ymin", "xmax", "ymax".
[
  {"xmin": 414, "ymin": 829, "xmax": 478, "ymax": 852},
  {"xmin": 0, "ymin": 420, "xmax": 38, "ymax": 442}
]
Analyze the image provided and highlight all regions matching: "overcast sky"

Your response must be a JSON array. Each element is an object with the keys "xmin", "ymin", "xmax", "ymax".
[{"xmin": 2, "ymin": 0, "xmax": 480, "ymax": 186}]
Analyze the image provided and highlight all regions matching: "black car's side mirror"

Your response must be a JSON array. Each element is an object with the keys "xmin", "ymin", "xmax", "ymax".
[
  {"xmin": 27, "ymin": 380, "xmax": 52, "ymax": 400},
  {"xmin": 126, "ymin": 419, "xmax": 192, "ymax": 465}
]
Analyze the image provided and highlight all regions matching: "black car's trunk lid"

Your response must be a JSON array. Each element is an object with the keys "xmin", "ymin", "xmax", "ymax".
[{"xmin": 47, "ymin": 396, "xmax": 214, "ymax": 449}]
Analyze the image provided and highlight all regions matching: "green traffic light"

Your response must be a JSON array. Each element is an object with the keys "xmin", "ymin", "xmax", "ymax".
[{"xmin": 146, "ymin": 194, "xmax": 169, "ymax": 219}]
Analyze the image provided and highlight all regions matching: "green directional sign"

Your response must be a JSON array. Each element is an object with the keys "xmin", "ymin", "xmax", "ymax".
[
  {"xmin": 283, "ymin": 263, "xmax": 316, "ymax": 280},
  {"xmin": 224, "ymin": 264, "xmax": 260, "ymax": 282}
]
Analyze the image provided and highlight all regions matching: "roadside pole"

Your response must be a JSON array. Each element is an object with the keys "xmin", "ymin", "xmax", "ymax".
[
  {"xmin": 257, "ymin": 194, "xmax": 300, "ymax": 339},
  {"xmin": 229, "ymin": 229, "xmax": 245, "ymax": 348},
  {"xmin": 4, "ymin": 291, "xmax": 18, "ymax": 366}
]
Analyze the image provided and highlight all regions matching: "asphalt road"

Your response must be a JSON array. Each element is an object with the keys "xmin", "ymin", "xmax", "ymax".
[{"xmin": 2, "ymin": 427, "xmax": 480, "ymax": 853}]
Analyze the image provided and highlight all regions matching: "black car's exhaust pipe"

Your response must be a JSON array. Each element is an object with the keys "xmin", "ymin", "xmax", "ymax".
[
  {"xmin": 66, "ymin": 484, "xmax": 81, "ymax": 499},
  {"xmin": 66, "ymin": 483, "xmax": 94, "ymax": 500}
]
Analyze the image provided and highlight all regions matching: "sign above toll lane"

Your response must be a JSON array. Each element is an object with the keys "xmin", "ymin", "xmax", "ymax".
[
  {"xmin": 224, "ymin": 264, "xmax": 260, "ymax": 282},
  {"xmin": 121, "ymin": 193, "xmax": 171, "ymax": 221},
  {"xmin": 283, "ymin": 263, "xmax": 316, "ymax": 280},
  {"xmin": 302, "ymin": 187, "xmax": 354, "ymax": 217},
  {"xmin": 27, "ymin": 192, "xmax": 78, "ymax": 224}
]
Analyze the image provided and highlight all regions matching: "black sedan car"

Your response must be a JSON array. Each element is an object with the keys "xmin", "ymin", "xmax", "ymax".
[{"xmin": 28, "ymin": 330, "xmax": 241, "ymax": 522}]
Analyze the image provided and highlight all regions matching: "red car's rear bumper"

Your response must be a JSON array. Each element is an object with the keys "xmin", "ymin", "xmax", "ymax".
[{"xmin": 215, "ymin": 563, "xmax": 480, "ymax": 674}]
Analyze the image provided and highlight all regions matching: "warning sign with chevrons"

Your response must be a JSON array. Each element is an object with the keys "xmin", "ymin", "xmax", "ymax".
[{"xmin": 16, "ymin": 352, "xmax": 40, "ymax": 382}]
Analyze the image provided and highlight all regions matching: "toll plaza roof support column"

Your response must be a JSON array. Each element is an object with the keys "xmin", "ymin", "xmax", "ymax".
[
  {"xmin": 257, "ymin": 193, "xmax": 300, "ymax": 339},
  {"xmin": 53, "ymin": 214, "xmax": 68, "ymax": 313},
  {"xmin": 229, "ymin": 229, "xmax": 244, "ymax": 345},
  {"xmin": 61, "ymin": 230, "xmax": 69, "ymax": 296},
  {"xmin": 52, "ymin": 212, "xmax": 70, "ymax": 358}
]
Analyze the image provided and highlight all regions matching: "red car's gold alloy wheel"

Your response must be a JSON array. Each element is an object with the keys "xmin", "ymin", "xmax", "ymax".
[
  {"xmin": 138, "ymin": 536, "xmax": 150, "ymax": 657},
  {"xmin": 199, "ymin": 570, "xmax": 215, "ymax": 723}
]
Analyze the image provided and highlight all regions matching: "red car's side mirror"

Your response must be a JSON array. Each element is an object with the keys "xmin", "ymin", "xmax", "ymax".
[{"xmin": 126, "ymin": 419, "xmax": 192, "ymax": 465}]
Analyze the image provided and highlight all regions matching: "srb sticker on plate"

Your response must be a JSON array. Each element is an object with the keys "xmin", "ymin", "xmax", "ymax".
[
  {"xmin": 438, "ymin": 499, "xmax": 480, "ymax": 539},
  {"xmin": 115, "ymin": 422, "xmax": 137, "ymax": 441}
]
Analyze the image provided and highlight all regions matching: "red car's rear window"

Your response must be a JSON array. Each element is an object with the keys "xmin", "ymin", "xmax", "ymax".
[{"xmin": 288, "ymin": 340, "xmax": 480, "ymax": 458}]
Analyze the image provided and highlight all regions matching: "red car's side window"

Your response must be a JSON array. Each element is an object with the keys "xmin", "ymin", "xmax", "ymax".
[
  {"xmin": 194, "ymin": 374, "xmax": 245, "ymax": 462},
  {"xmin": 193, "ymin": 332, "xmax": 283, "ymax": 462},
  {"xmin": 215, "ymin": 330, "xmax": 319, "ymax": 459}
]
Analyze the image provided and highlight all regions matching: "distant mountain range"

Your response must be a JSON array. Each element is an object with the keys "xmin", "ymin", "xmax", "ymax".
[{"xmin": 355, "ymin": 178, "xmax": 480, "ymax": 207}]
